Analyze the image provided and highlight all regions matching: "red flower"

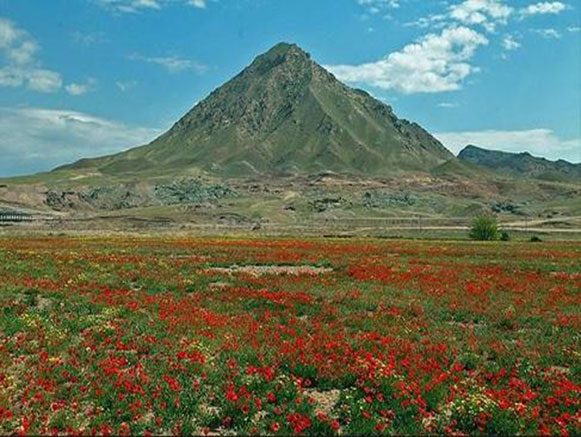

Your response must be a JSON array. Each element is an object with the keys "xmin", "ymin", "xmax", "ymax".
[
  {"xmin": 226, "ymin": 384, "xmax": 238, "ymax": 402},
  {"xmin": 118, "ymin": 422, "xmax": 131, "ymax": 436},
  {"xmin": 316, "ymin": 411, "xmax": 328, "ymax": 421},
  {"xmin": 538, "ymin": 422, "xmax": 551, "ymax": 436},
  {"xmin": 287, "ymin": 413, "xmax": 312, "ymax": 434},
  {"xmin": 270, "ymin": 422, "xmax": 281, "ymax": 433},
  {"xmin": 163, "ymin": 375, "xmax": 181, "ymax": 392}
]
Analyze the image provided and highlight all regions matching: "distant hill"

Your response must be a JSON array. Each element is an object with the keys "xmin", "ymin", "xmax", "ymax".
[
  {"xmin": 458, "ymin": 145, "xmax": 581, "ymax": 181},
  {"xmin": 57, "ymin": 42, "xmax": 453, "ymax": 178}
]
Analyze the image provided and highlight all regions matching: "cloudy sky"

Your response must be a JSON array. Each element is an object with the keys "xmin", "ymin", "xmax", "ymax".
[{"xmin": 0, "ymin": 0, "xmax": 579, "ymax": 176}]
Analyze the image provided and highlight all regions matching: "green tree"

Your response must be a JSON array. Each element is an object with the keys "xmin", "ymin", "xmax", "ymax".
[{"xmin": 469, "ymin": 216, "xmax": 499, "ymax": 241}]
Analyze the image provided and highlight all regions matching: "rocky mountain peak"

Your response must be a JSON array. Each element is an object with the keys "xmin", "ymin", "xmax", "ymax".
[{"xmin": 59, "ymin": 42, "xmax": 454, "ymax": 177}]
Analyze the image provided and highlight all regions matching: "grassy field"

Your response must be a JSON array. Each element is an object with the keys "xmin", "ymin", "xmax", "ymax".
[{"xmin": 0, "ymin": 236, "xmax": 579, "ymax": 435}]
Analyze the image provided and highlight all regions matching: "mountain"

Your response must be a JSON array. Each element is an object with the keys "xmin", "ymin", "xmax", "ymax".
[
  {"xmin": 58, "ymin": 42, "xmax": 453, "ymax": 178},
  {"xmin": 458, "ymin": 145, "xmax": 581, "ymax": 182}
]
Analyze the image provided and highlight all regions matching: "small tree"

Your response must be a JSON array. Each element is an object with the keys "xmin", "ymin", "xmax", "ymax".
[{"xmin": 469, "ymin": 216, "xmax": 499, "ymax": 241}]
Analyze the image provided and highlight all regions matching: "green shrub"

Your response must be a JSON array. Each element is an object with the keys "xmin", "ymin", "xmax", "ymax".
[
  {"xmin": 530, "ymin": 235, "xmax": 542, "ymax": 242},
  {"xmin": 469, "ymin": 216, "xmax": 499, "ymax": 241},
  {"xmin": 500, "ymin": 231, "xmax": 510, "ymax": 241}
]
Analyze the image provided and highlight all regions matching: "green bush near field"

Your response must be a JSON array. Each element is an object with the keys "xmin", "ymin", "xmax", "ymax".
[{"xmin": 469, "ymin": 216, "xmax": 499, "ymax": 241}]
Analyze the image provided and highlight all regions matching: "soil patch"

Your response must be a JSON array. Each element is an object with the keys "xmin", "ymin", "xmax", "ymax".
[{"xmin": 204, "ymin": 265, "xmax": 332, "ymax": 277}]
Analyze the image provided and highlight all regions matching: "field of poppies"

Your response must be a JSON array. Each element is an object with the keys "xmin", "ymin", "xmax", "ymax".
[{"xmin": 0, "ymin": 236, "xmax": 579, "ymax": 435}]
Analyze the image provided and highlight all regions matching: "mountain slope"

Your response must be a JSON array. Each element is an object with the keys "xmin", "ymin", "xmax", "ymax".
[
  {"xmin": 458, "ymin": 145, "xmax": 581, "ymax": 181},
  {"xmin": 58, "ymin": 43, "xmax": 453, "ymax": 178}
]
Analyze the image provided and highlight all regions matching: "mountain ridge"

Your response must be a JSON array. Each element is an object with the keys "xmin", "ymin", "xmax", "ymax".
[
  {"xmin": 57, "ymin": 42, "xmax": 454, "ymax": 178},
  {"xmin": 458, "ymin": 145, "xmax": 581, "ymax": 181}
]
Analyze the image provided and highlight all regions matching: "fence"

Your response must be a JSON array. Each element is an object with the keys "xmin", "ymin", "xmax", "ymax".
[
  {"xmin": 3, "ymin": 213, "xmax": 579, "ymax": 237},
  {"xmin": 163, "ymin": 216, "xmax": 580, "ymax": 237},
  {"xmin": 0, "ymin": 213, "xmax": 34, "ymax": 223}
]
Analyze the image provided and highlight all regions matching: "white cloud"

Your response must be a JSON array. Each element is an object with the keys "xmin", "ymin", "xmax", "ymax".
[
  {"xmin": 0, "ymin": 68, "xmax": 22, "ymax": 87},
  {"xmin": 408, "ymin": 0, "xmax": 569, "ymax": 34},
  {"xmin": 28, "ymin": 69, "xmax": 63, "ymax": 93},
  {"xmin": 502, "ymin": 34, "xmax": 521, "ymax": 50},
  {"xmin": 404, "ymin": 14, "xmax": 448, "ymax": 29},
  {"xmin": 94, "ymin": 0, "xmax": 207, "ymax": 13},
  {"xmin": 116, "ymin": 80, "xmax": 138, "ymax": 92},
  {"xmin": 406, "ymin": 0, "xmax": 513, "ymax": 32},
  {"xmin": 434, "ymin": 129, "xmax": 581, "ymax": 162},
  {"xmin": 568, "ymin": 26, "xmax": 581, "ymax": 33},
  {"xmin": 0, "ymin": 17, "xmax": 63, "ymax": 93},
  {"xmin": 533, "ymin": 28, "xmax": 562, "ymax": 38},
  {"xmin": 449, "ymin": 0, "xmax": 513, "ymax": 32},
  {"xmin": 65, "ymin": 78, "xmax": 97, "ymax": 96},
  {"xmin": 327, "ymin": 26, "xmax": 488, "ymax": 94},
  {"xmin": 188, "ymin": 0, "xmax": 206, "ymax": 7},
  {"xmin": 129, "ymin": 53, "xmax": 208, "ymax": 74},
  {"xmin": 0, "ymin": 107, "xmax": 162, "ymax": 176},
  {"xmin": 94, "ymin": 0, "xmax": 161, "ymax": 12},
  {"xmin": 357, "ymin": 0, "xmax": 401, "ymax": 12},
  {"xmin": 520, "ymin": 2, "xmax": 567, "ymax": 17},
  {"xmin": 438, "ymin": 102, "xmax": 460, "ymax": 108},
  {"xmin": 72, "ymin": 31, "xmax": 108, "ymax": 46}
]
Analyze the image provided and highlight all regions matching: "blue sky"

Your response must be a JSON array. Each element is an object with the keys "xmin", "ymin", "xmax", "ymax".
[{"xmin": 0, "ymin": 0, "xmax": 579, "ymax": 176}]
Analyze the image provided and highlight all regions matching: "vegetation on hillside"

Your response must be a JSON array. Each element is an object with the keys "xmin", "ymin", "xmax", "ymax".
[
  {"xmin": 459, "ymin": 145, "xmax": 581, "ymax": 182},
  {"xmin": 56, "ymin": 43, "xmax": 453, "ymax": 178}
]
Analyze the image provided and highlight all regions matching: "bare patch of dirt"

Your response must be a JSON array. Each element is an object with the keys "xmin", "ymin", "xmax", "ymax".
[
  {"xmin": 37, "ymin": 296, "xmax": 53, "ymax": 310},
  {"xmin": 550, "ymin": 271, "xmax": 581, "ymax": 279},
  {"xmin": 209, "ymin": 281, "xmax": 231, "ymax": 290},
  {"xmin": 304, "ymin": 389, "xmax": 342, "ymax": 416},
  {"xmin": 204, "ymin": 265, "xmax": 332, "ymax": 276},
  {"xmin": 447, "ymin": 321, "xmax": 487, "ymax": 329},
  {"xmin": 546, "ymin": 366, "xmax": 572, "ymax": 375}
]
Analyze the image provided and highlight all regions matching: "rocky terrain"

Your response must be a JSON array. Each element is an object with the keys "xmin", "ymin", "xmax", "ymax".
[
  {"xmin": 56, "ymin": 43, "xmax": 453, "ymax": 178},
  {"xmin": 459, "ymin": 145, "xmax": 581, "ymax": 182}
]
